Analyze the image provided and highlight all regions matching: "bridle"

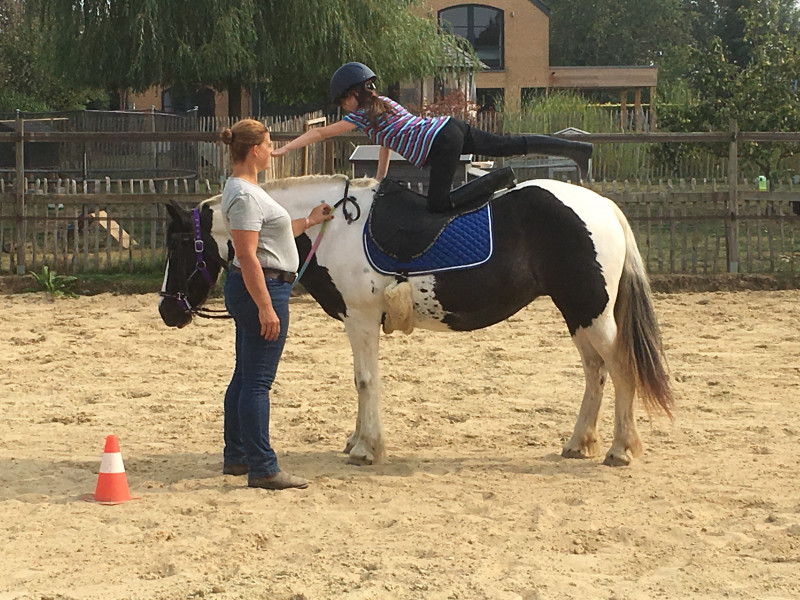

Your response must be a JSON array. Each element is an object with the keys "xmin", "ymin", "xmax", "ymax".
[
  {"xmin": 293, "ymin": 178, "xmax": 361, "ymax": 287},
  {"xmin": 160, "ymin": 207, "xmax": 231, "ymax": 319}
]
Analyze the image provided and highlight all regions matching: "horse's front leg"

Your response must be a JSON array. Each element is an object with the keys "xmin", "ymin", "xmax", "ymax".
[{"xmin": 342, "ymin": 310, "xmax": 385, "ymax": 465}]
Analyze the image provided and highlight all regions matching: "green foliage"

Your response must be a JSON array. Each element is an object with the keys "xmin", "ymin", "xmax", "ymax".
[
  {"xmin": 501, "ymin": 91, "xmax": 658, "ymax": 180},
  {"xmin": 30, "ymin": 266, "xmax": 78, "ymax": 298},
  {"xmin": 30, "ymin": 0, "xmax": 472, "ymax": 105},
  {"xmin": 510, "ymin": 91, "xmax": 610, "ymax": 133},
  {"xmin": 656, "ymin": 0, "xmax": 800, "ymax": 179},
  {"xmin": 547, "ymin": 0, "xmax": 692, "ymax": 67},
  {"xmin": 0, "ymin": 0, "xmax": 107, "ymax": 111}
]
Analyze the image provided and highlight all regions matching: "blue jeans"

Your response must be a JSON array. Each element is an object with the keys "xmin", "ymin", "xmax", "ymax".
[{"xmin": 223, "ymin": 270, "xmax": 292, "ymax": 478}]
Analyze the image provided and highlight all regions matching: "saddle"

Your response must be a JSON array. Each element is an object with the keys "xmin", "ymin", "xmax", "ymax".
[
  {"xmin": 367, "ymin": 178, "xmax": 491, "ymax": 262},
  {"xmin": 364, "ymin": 179, "xmax": 494, "ymax": 276}
]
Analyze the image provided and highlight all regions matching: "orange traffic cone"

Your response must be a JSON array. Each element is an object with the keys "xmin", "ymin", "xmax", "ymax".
[{"xmin": 84, "ymin": 435, "xmax": 135, "ymax": 504}]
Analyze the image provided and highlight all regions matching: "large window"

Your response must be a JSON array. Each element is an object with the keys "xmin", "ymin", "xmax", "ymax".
[{"xmin": 439, "ymin": 5, "xmax": 504, "ymax": 70}]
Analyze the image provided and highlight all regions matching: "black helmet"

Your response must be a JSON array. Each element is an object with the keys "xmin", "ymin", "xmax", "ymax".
[{"xmin": 329, "ymin": 62, "xmax": 376, "ymax": 103}]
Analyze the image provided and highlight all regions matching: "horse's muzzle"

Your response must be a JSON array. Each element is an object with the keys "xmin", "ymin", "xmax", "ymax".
[{"xmin": 158, "ymin": 299, "xmax": 193, "ymax": 328}]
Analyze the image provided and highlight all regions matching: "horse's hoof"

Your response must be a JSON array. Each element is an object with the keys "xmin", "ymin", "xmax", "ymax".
[
  {"xmin": 561, "ymin": 438, "xmax": 600, "ymax": 459},
  {"xmin": 561, "ymin": 447, "xmax": 591, "ymax": 459},
  {"xmin": 603, "ymin": 451, "xmax": 631, "ymax": 467},
  {"xmin": 346, "ymin": 453, "xmax": 374, "ymax": 466}
]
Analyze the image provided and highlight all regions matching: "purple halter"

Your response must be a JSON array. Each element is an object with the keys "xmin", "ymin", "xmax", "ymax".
[
  {"xmin": 161, "ymin": 207, "xmax": 230, "ymax": 319},
  {"xmin": 191, "ymin": 207, "xmax": 217, "ymax": 288}
]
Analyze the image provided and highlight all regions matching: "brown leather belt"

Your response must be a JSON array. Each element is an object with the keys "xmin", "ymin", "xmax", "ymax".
[{"xmin": 229, "ymin": 264, "xmax": 297, "ymax": 284}]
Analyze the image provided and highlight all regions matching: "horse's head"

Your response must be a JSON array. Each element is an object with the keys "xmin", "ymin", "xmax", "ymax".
[{"xmin": 159, "ymin": 200, "xmax": 229, "ymax": 328}]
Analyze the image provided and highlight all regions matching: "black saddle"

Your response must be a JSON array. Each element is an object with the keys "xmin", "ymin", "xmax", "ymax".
[{"xmin": 368, "ymin": 179, "xmax": 490, "ymax": 262}]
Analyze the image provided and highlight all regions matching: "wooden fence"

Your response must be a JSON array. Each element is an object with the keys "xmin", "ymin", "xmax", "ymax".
[{"xmin": 1, "ymin": 118, "xmax": 799, "ymax": 277}]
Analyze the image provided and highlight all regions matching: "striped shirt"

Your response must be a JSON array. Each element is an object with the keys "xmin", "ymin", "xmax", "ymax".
[{"xmin": 343, "ymin": 96, "xmax": 450, "ymax": 168}]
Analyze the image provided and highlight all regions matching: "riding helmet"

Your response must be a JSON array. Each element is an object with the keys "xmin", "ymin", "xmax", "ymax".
[{"xmin": 329, "ymin": 62, "xmax": 376, "ymax": 103}]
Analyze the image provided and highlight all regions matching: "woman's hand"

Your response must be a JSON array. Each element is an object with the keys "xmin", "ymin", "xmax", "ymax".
[
  {"xmin": 258, "ymin": 304, "xmax": 281, "ymax": 341},
  {"xmin": 308, "ymin": 202, "xmax": 334, "ymax": 227},
  {"xmin": 271, "ymin": 145, "xmax": 290, "ymax": 157}
]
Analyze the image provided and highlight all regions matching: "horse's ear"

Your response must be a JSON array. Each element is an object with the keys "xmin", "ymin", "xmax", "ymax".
[{"xmin": 165, "ymin": 201, "xmax": 184, "ymax": 223}]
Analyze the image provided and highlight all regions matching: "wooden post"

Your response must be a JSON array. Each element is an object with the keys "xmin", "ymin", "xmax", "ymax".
[
  {"xmin": 14, "ymin": 111, "xmax": 26, "ymax": 274},
  {"xmin": 634, "ymin": 88, "xmax": 642, "ymax": 132},
  {"xmin": 149, "ymin": 106, "xmax": 157, "ymax": 176},
  {"xmin": 727, "ymin": 120, "xmax": 739, "ymax": 273},
  {"xmin": 649, "ymin": 87, "xmax": 657, "ymax": 131},
  {"xmin": 324, "ymin": 140, "xmax": 335, "ymax": 174},
  {"xmin": 302, "ymin": 117, "xmax": 327, "ymax": 176},
  {"xmin": 620, "ymin": 89, "xmax": 627, "ymax": 131}
]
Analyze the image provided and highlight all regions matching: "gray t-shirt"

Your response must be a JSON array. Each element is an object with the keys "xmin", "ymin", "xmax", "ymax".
[{"xmin": 221, "ymin": 177, "xmax": 299, "ymax": 272}]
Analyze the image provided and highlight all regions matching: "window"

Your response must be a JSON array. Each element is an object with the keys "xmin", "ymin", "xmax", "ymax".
[
  {"xmin": 439, "ymin": 5, "xmax": 504, "ymax": 70},
  {"xmin": 163, "ymin": 87, "xmax": 215, "ymax": 117},
  {"xmin": 476, "ymin": 88, "xmax": 504, "ymax": 112}
]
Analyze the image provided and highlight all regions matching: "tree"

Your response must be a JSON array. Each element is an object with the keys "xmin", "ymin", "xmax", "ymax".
[
  {"xmin": 681, "ymin": 0, "xmax": 800, "ymax": 67},
  {"xmin": 32, "ymin": 0, "xmax": 473, "ymax": 116},
  {"xmin": 547, "ymin": 0, "xmax": 692, "ymax": 67},
  {"xmin": 0, "ymin": 0, "xmax": 102, "ymax": 111},
  {"xmin": 657, "ymin": 1, "xmax": 800, "ymax": 178}
]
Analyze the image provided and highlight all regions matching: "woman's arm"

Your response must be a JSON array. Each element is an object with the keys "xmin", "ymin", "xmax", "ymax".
[
  {"xmin": 272, "ymin": 120, "xmax": 356, "ymax": 157},
  {"xmin": 290, "ymin": 203, "xmax": 334, "ymax": 237},
  {"xmin": 230, "ymin": 229, "xmax": 280, "ymax": 341}
]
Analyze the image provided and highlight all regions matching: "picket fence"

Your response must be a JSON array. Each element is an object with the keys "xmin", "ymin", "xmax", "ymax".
[
  {"xmin": 1, "ymin": 173, "xmax": 798, "ymax": 278},
  {"xmin": 1, "ymin": 111, "xmax": 799, "ymax": 278}
]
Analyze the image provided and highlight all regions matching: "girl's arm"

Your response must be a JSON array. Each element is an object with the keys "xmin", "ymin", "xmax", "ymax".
[
  {"xmin": 272, "ymin": 120, "xmax": 356, "ymax": 157},
  {"xmin": 376, "ymin": 145, "xmax": 391, "ymax": 181}
]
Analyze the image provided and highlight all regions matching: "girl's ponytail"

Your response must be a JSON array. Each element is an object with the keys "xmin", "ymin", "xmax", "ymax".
[{"xmin": 354, "ymin": 84, "xmax": 395, "ymax": 128}]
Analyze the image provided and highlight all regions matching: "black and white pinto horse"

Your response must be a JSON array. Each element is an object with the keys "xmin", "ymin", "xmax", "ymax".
[{"xmin": 160, "ymin": 174, "xmax": 673, "ymax": 467}]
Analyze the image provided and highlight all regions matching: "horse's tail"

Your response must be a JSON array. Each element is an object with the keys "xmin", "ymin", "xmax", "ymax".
[{"xmin": 610, "ymin": 201, "xmax": 675, "ymax": 418}]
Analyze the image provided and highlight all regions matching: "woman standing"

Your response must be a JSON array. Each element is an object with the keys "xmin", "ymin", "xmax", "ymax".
[
  {"xmin": 272, "ymin": 62, "xmax": 593, "ymax": 212},
  {"xmin": 220, "ymin": 119, "xmax": 332, "ymax": 490}
]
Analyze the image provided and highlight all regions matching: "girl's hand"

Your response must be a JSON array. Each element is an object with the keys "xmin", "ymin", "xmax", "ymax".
[{"xmin": 271, "ymin": 146, "xmax": 290, "ymax": 157}]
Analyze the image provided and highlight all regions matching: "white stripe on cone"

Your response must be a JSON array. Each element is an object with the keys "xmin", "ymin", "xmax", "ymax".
[{"xmin": 99, "ymin": 452, "xmax": 125, "ymax": 474}]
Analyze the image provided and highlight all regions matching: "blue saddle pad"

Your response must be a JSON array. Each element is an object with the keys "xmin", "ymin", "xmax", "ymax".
[{"xmin": 364, "ymin": 204, "xmax": 493, "ymax": 276}]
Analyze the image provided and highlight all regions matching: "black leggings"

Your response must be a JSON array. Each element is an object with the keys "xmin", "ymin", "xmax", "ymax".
[{"xmin": 424, "ymin": 119, "xmax": 526, "ymax": 211}]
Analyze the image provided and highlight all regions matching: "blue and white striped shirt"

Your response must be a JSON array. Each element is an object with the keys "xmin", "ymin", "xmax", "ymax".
[{"xmin": 343, "ymin": 97, "xmax": 450, "ymax": 168}]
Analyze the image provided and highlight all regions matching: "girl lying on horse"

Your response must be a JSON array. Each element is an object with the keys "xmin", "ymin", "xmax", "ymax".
[{"xmin": 272, "ymin": 62, "xmax": 593, "ymax": 212}]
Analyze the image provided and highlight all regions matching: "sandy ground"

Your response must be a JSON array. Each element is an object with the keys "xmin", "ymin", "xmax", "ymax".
[{"xmin": 0, "ymin": 288, "xmax": 799, "ymax": 600}]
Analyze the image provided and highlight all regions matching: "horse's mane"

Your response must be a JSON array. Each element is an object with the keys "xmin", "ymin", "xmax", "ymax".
[
  {"xmin": 262, "ymin": 173, "xmax": 377, "ymax": 192},
  {"xmin": 196, "ymin": 175, "xmax": 377, "ymax": 213},
  {"xmin": 198, "ymin": 174, "xmax": 376, "ymax": 210}
]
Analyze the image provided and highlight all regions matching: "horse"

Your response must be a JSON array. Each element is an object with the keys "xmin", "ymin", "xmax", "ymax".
[{"xmin": 159, "ymin": 174, "xmax": 674, "ymax": 467}]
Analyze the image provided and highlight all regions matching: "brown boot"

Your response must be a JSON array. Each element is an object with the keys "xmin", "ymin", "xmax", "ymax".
[
  {"xmin": 222, "ymin": 463, "xmax": 249, "ymax": 476},
  {"xmin": 248, "ymin": 471, "xmax": 308, "ymax": 490}
]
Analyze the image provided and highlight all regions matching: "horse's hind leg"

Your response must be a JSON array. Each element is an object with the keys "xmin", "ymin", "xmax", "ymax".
[
  {"xmin": 564, "ymin": 315, "xmax": 642, "ymax": 466},
  {"xmin": 562, "ymin": 328, "xmax": 607, "ymax": 459},
  {"xmin": 603, "ymin": 358, "xmax": 642, "ymax": 467},
  {"xmin": 342, "ymin": 310, "xmax": 386, "ymax": 465}
]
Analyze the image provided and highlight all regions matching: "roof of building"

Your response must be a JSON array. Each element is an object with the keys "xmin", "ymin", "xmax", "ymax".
[{"xmin": 529, "ymin": 0, "xmax": 551, "ymax": 17}]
